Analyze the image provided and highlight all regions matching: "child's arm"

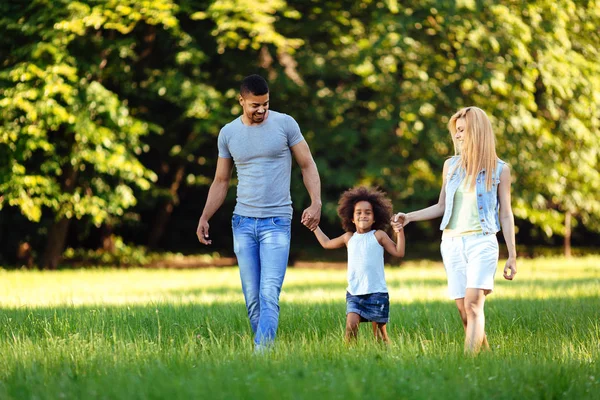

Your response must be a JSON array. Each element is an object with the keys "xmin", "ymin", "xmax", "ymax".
[
  {"xmin": 375, "ymin": 228, "xmax": 405, "ymax": 258},
  {"xmin": 313, "ymin": 227, "xmax": 351, "ymax": 249}
]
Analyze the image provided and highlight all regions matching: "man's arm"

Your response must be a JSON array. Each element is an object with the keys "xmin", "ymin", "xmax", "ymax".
[
  {"xmin": 196, "ymin": 157, "xmax": 234, "ymax": 245},
  {"xmin": 291, "ymin": 140, "xmax": 321, "ymax": 231}
]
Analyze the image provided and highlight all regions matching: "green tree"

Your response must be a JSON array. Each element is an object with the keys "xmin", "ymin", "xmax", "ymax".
[
  {"xmin": 503, "ymin": 1, "xmax": 600, "ymax": 255},
  {"xmin": 1, "ymin": 0, "xmax": 598, "ymax": 264},
  {"xmin": 0, "ymin": 1, "xmax": 158, "ymax": 268},
  {"xmin": 280, "ymin": 0, "xmax": 600, "ymax": 253}
]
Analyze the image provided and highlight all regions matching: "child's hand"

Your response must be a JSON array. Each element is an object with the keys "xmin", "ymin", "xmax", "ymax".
[{"xmin": 391, "ymin": 213, "xmax": 405, "ymax": 232}]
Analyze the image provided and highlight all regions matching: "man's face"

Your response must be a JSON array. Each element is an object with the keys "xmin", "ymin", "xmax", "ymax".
[{"xmin": 239, "ymin": 92, "xmax": 269, "ymax": 125}]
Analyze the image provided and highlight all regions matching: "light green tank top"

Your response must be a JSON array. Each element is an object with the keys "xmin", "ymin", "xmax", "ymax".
[{"xmin": 442, "ymin": 177, "xmax": 482, "ymax": 238}]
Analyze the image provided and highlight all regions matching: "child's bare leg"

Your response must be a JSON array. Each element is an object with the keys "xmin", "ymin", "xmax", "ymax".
[
  {"xmin": 377, "ymin": 323, "xmax": 390, "ymax": 344},
  {"xmin": 345, "ymin": 313, "xmax": 361, "ymax": 343},
  {"xmin": 455, "ymin": 298, "xmax": 489, "ymax": 351},
  {"xmin": 372, "ymin": 322, "xmax": 381, "ymax": 340}
]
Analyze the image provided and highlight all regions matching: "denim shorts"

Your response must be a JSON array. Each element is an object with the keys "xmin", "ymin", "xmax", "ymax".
[{"xmin": 346, "ymin": 292, "xmax": 389, "ymax": 323}]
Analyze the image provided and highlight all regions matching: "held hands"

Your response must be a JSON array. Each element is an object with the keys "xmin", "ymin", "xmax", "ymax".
[
  {"xmin": 196, "ymin": 217, "xmax": 212, "ymax": 245},
  {"xmin": 391, "ymin": 212, "xmax": 408, "ymax": 232},
  {"xmin": 503, "ymin": 257, "xmax": 517, "ymax": 280},
  {"xmin": 301, "ymin": 204, "xmax": 321, "ymax": 231}
]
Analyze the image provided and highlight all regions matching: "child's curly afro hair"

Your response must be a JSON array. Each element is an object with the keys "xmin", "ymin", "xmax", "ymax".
[{"xmin": 336, "ymin": 186, "xmax": 393, "ymax": 233}]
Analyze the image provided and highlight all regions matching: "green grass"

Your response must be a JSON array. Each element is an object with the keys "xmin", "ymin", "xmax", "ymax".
[{"xmin": 0, "ymin": 257, "xmax": 599, "ymax": 399}]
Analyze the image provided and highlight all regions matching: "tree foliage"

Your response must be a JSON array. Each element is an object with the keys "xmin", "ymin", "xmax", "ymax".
[{"xmin": 1, "ymin": 0, "xmax": 598, "ymax": 265}]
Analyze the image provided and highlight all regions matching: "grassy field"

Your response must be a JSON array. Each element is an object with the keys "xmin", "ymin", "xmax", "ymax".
[{"xmin": 0, "ymin": 257, "xmax": 598, "ymax": 399}]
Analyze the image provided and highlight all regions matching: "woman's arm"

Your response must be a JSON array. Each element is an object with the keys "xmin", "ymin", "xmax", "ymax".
[
  {"xmin": 498, "ymin": 164, "xmax": 517, "ymax": 280},
  {"xmin": 375, "ymin": 229, "xmax": 405, "ymax": 258},
  {"xmin": 392, "ymin": 158, "xmax": 451, "ymax": 229},
  {"xmin": 313, "ymin": 227, "xmax": 351, "ymax": 249}
]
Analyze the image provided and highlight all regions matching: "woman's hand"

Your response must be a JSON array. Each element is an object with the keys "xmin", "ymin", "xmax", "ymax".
[
  {"xmin": 503, "ymin": 257, "xmax": 517, "ymax": 280},
  {"xmin": 391, "ymin": 212, "xmax": 408, "ymax": 231}
]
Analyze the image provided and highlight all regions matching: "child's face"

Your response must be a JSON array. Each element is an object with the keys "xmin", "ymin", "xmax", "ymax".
[{"xmin": 352, "ymin": 201, "xmax": 375, "ymax": 232}]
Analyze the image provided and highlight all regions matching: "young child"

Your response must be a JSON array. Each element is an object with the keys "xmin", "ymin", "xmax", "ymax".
[{"xmin": 312, "ymin": 186, "xmax": 405, "ymax": 343}]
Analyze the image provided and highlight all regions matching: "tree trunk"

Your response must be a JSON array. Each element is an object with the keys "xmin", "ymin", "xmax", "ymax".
[
  {"xmin": 100, "ymin": 223, "xmax": 116, "ymax": 252},
  {"xmin": 40, "ymin": 164, "xmax": 78, "ymax": 269},
  {"xmin": 148, "ymin": 164, "xmax": 186, "ymax": 248},
  {"xmin": 40, "ymin": 218, "xmax": 72, "ymax": 270},
  {"xmin": 564, "ymin": 211, "xmax": 572, "ymax": 258}
]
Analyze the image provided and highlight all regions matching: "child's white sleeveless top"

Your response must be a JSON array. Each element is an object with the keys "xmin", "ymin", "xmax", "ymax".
[{"xmin": 346, "ymin": 230, "xmax": 388, "ymax": 295}]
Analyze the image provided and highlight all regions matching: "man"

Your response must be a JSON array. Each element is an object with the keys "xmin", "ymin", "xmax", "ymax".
[{"xmin": 196, "ymin": 74, "xmax": 321, "ymax": 351}]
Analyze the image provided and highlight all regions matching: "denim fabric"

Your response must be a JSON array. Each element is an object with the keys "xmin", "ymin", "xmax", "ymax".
[
  {"xmin": 440, "ymin": 157, "xmax": 506, "ymax": 235},
  {"xmin": 346, "ymin": 292, "xmax": 390, "ymax": 323},
  {"xmin": 232, "ymin": 214, "xmax": 291, "ymax": 348}
]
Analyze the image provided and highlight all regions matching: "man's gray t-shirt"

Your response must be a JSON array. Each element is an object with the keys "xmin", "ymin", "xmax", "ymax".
[{"xmin": 218, "ymin": 110, "xmax": 304, "ymax": 218}]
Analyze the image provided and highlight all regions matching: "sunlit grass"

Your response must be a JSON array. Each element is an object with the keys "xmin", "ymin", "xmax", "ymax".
[
  {"xmin": 2, "ymin": 256, "xmax": 598, "ymax": 306},
  {"xmin": 0, "ymin": 257, "xmax": 598, "ymax": 399}
]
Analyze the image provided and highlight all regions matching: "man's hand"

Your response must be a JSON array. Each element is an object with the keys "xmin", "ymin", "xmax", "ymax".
[
  {"xmin": 196, "ymin": 217, "xmax": 212, "ymax": 245},
  {"xmin": 301, "ymin": 204, "xmax": 321, "ymax": 231},
  {"xmin": 503, "ymin": 257, "xmax": 517, "ymax": 280}
]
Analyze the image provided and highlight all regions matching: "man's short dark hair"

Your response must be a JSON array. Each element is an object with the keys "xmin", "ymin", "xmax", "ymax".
[{"xmin": 240, "ymin": 74, "xmax": 269, "ymax": 96}]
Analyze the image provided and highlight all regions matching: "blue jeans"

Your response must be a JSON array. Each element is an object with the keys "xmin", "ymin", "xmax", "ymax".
[{"xmin": 232, "ymin": 214, "xmax": 291, "ymax": 348}]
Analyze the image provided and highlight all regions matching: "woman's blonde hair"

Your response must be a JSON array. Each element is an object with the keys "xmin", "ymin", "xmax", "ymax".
[{"xmin": 448, "ymin": 106, "xmax": 498, "ymax": 191}]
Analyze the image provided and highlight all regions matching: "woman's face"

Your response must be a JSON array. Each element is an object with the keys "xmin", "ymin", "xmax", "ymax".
[{"xmin": 454, "ymin": 117, "xmax": 466, "ymax": 152}]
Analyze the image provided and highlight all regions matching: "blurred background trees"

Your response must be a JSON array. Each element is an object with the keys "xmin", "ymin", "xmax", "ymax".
[{"xmin": 1, "ymin": 0, "xmax": 599, "ymax": 267}]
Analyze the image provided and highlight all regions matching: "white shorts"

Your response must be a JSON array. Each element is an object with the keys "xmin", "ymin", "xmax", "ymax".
[{"xmin": 440, "ymin": 234, "xmax": 499, "ymax": 299}]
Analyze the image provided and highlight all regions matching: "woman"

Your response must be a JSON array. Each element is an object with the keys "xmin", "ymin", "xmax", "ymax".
[{"xmin": 392, "ymin": 106, "xmax": 517, "ymax": 354}]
